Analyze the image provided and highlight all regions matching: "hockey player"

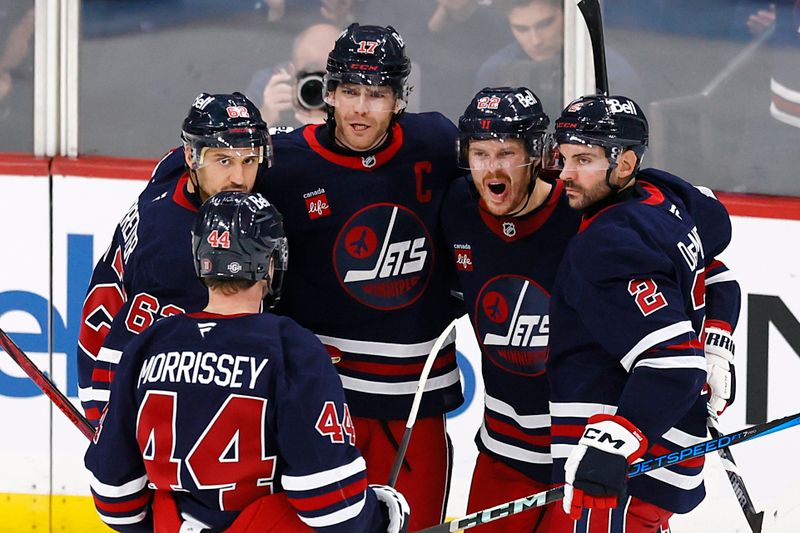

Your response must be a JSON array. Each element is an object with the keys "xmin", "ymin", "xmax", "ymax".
[
  {"xmin": 441, "ymin": 86, "xmax": 578, "ymax": 532},
  {"xmin": 77, "ymin": 92, "xmax": 272, "ymax": 424},
  {"xmin": 259, "ymin": 23, "xmax": 463, "ymax": 530},
  {"xmin": 545, "ymin": 95, "xmax": 738, "ymax": 532},
  {"xmin": 84, "ymin": 191, "xmax": 411, "ymax": 533}
]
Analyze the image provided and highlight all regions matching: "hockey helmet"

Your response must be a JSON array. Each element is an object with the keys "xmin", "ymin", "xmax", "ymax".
[
  {"xmin": 548, "ymin": 95, "xmax": 648, "ymax": 169},
  {"xmin": 181, "ymin": 92, "xmax": 273, "ymax": 171},
  {"xmin": 457, "ymin": 86, "xmax": 550, "ymax": 169},
  {"xmin": 192, "ymin": 191, "xmax": 288, "ymax": 305},
  {"xmin": 324, "ymin": 23, "xmax": 411, "ymax": 105}
]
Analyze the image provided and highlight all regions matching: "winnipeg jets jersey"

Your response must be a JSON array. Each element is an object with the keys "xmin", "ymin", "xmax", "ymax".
[
  {"xmin": 441, "ymin": 177, "xmax": 580, "ymax": 484},
  {"xmin": 260, "ymin": 113, "xmax": 464, "ymax": 419},
  {"xmin": 548, "ymin": 176, "xmax": 734, "ymax": 514},
  {"xmin": 77, "ymin": 149, "xmax": 206, "ymax": 424},
  {"xmin": 84, "ymin": 311, "xmax": 388, "ymax": 533}
]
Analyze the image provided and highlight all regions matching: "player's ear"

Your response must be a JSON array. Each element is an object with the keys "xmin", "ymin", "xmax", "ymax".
[
  {"xmin": 183, "ymin": 145, "xmax": 193, "ymax": 169},
  {"xmin": 615, "ymin": 149, "xmax": 638, "ymax": 181}
]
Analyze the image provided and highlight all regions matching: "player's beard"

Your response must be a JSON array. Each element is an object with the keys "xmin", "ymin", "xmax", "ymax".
[{"xmin": 565, "ymin": 178, "xmax": 612, "ymax": 211}]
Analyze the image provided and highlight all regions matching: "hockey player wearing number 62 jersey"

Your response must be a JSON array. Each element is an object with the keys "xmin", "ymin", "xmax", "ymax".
[
  {"xmin": 84, "ymin": 192, "xmax": 410, "ymax": 533},
  {"xmin": 545, "ymin": 95, "xmax": 738, "ymax": 532}
]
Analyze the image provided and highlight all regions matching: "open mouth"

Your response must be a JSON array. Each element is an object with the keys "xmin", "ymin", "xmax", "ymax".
[{"xmin": 487, "ymin": 182, "xmax": 507, "ymax": 195}]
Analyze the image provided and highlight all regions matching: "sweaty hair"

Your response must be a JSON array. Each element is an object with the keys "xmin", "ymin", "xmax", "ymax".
[
  {"xmin": 495, "ymin": 0, "xmax": 561, "ymax": 15},
  {"xmin": 204, "ymin": 278, "xmax": 257, "ymax": 296}
]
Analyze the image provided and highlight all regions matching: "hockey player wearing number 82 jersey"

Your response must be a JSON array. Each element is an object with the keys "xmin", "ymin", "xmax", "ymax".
[{"xmin": 84, "ymin": 192, "xmax": 410, "ymax": 533}]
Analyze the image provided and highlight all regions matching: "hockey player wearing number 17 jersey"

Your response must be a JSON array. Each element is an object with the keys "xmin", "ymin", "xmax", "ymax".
[
  {"xmin": 546, "ymin": 95, "xmax": 739, "ymax": 532},
  {"xmin": 259, "ymin": 24, "xmax": 462, "ymax": 531},
  {"xmin": 84, "ymin": 192, "xmax": 410, "ymax": 533}
]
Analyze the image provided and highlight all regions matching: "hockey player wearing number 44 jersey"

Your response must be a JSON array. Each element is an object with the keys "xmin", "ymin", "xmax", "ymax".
[
  {"xmin": 260, "ymin": 24, "xmax": 462, "ymax": 530},
  {"xmin": 442, "ymin": 88, "xmax": 740, "ymax": 533},
  {"xmin": 85, "ymin": 192, "xmax": 410, "ymax": 533},
  {"xmin": 545, "ymin": 95, "xmax": 739, "ymax": 533},
  {"xmin": 76, "ymin": 93, "xmax": 273, "ymax": 425}
]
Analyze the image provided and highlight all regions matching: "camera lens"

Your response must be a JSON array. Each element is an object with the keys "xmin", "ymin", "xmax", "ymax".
[{"xmin": 296, "ymin": 71, "xmax": 326, "ymax": 110}]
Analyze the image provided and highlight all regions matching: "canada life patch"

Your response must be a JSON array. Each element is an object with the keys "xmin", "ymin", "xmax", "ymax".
[
  {"xmin": 334, "ymin": 203, "xmax": 433, "ymax": 310},
  {"xmin": 304, "ymin": 188, "xmax": 331, "ymax": 219},
  {"xmin": 475, "ymin": 275, "xmax": 550, "ymax": 376}
]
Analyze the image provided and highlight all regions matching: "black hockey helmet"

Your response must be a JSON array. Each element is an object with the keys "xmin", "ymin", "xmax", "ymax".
[
  {"xmin": 457, "ymin": 86, "xmax": 550, "ymax": 169},
  {"xmin": 192, "ymin": 191, "xmax": 288, "ymax": 305},
  {"xmin": 181, "ymin": 92, "xmax": 273, "ymax": 171},
  {"xmin": 325, "ymin": 23, "xmax": 411, "ymax": 103},
  {"xmin": 550, "ymin": 94, "xmax": 648, "ymax": 167}
]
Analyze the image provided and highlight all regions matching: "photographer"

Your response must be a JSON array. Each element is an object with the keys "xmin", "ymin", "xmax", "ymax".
[{"xmin": 246, "ymin": 23, "xmax": 341, "ymax": 128}]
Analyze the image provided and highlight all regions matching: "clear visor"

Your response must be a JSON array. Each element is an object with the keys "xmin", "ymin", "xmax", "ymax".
[
  {"xmin": 192, "ymin": 146, "xmax": 265, "ymax": 171},
  {"xmin": 324, "ymin": 80, "xmax": 407, "ymax": 113},
  {"xmin": 542, "ymin": 134, "xmax": 614, "ymax": 172},
  {"xmin": 458, "ymin": 136, "xmax": 540, "ymax": 171}
]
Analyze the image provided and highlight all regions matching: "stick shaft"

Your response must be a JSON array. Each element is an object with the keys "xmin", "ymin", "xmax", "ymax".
[
  {"xmin": 0, "ymin": 328, "xmax": 95, "ymax": 440},
  {"xmin": 415, "ymin": 411, "xmax": 800, "ymax": 533}
]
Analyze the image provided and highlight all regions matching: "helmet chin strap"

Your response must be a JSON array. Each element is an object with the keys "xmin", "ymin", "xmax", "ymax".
[{"xmin": 505, "ymin": 163, "xmax": 538, "ymax": 218}]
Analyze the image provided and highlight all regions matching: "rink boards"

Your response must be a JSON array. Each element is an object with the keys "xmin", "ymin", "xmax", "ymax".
[{"xmin": 1, "ymin": 155, "xmax": 799, "ymax": 532}]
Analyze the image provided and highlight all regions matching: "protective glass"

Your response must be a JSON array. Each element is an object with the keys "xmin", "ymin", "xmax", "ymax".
[
  {"xmin": 542, "ymin": 135, "xmax": 613, "ymax": 173},
  {"xmin": 458, "ymin": 137, "xmax": 539, "ymax": 171},
  {"xmin": 324, "ymin": 81, "xmax": 407, "ymax": 112},
  {"xmin": 194, "ymin": 146, "xmax": 265, "ymax": 172}
]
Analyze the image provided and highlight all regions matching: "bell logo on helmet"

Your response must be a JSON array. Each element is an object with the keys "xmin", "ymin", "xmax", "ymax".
[
  {"xmin": 607, "ymin": 98, "xmax": 637, "ymax": 115},
  {"xmin": 477, "ymin": 96, "xmax": 501, "ymax": 110},
  {"xmin": 193, "ymin": 95, "xmax": 214, "ymax": 110},
  {"xmin": 356, "ymin": 40, "xmax": 379, "ymax": 54},
  {"xmin": 225, "ymin": 106, "xmax": 251, "ymax": 118},
  {"xmin": 514, "ymin": 92, "xmax": 538, "ymax": 108},
  {"xmin": 392, "ymin": 32, "xmax": 405, "ymax": 47}
]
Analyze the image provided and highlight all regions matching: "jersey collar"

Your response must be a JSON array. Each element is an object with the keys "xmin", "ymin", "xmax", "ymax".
[
  {"xmin": 477, "ymin": 179, "xmax": 565, "ymax": 242},
  {"xmin": 172, "ymin": 173, "xmax": 201, "ymax": 213},
  {"xmin": 578, "ymin": 180, "xmax": 665, "ymax": 233},
  {"xmin": 303, "ymin": 122, "xmax": 404, "ymax": 171}
]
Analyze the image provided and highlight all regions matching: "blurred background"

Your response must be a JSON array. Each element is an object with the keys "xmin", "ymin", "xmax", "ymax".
[{"xmin": 1, "ymin": 0, "xmax": 797, "ymax": 194}]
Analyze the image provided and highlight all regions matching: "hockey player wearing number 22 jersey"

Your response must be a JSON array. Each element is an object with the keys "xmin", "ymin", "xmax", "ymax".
[
  {"xmin": 85, "ymin": 192, "xmax": 410, "ymax": 533},
  {"xmin": 546, "ymin": 95, "xmax": 739, "ymax": 532},
  {"xmin": 443, "ymin": 88, "xmax": 739, "ymax": 533},
  {"xmin": 259, "ymin": 24, "xmax": 463, "ymax": 530}
]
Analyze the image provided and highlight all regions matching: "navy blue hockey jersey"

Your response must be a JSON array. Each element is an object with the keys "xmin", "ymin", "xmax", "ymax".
[
  {"xmin": 441, "ymin": 178, "xmax": 580, "ymax": 484},
  {"xmin": 548, "ymin": 177, "xmax": 734, "ymax": 514},
  {"xmin": 260, "ymin": 113, "xmax": 464, "ymax": 420},
  {"xmin": 84, "ymin": 311, "xmax": 389, "ymax": 532},
  {"xmin": 77, "ymin": 149, "xmax": 206, "ymax": 423}
]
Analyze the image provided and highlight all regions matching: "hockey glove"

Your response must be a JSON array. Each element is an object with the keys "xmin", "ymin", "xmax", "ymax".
[
  {"xmin": 705, "ymin": 326, "xmax": 736, "ymax": 416},
  {"xmin": 563, "ymin": 414, "xmax": 648, "ymax": 520},
  {"xmin": 371, "ymin": 484, "xmax": 410, "ymax": 533}
]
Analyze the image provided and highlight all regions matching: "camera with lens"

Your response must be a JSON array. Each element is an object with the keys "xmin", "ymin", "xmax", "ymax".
[{"xmin": 295, "ymin": 70, "xmax": 326, "ymax": 111}]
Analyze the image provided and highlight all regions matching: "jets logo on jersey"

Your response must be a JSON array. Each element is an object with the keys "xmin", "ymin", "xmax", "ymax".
[
  {"xmin": 475, "ymin": 275, "xmax": 549, "ymax": 376},
  {"xmin": 334, "ymin": 203, "xmax": 433, "ymax": 310},
  {"xmin": 303, "ymin": 188, "xmax": 331, "ymax": 220}
]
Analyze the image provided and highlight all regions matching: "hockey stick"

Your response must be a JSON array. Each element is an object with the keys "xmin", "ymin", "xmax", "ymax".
[
  {"xmin": 414, "ymin": 411, "xmax": 800, "ymax": 533},
  {"xmin": 387, "ymin": 318, "xmax": 459, "ymax": 488},
  {"xmin": 707, "ymin": 411, "xmax": 765, "ymax": 533},
  {"xmin": 577, "ymin": 0, "xmax": 609, "ymax": 95},
  {"xmin": 0, "ymin": 327, "xmax": 95, "ymax": 440}
]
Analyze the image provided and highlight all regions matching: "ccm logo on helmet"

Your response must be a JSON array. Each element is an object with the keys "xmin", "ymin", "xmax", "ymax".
[
  {"xmin": 226, "ymin": 106, "xmax": 251, "ymax": 118},
  {"xmin": 349, "ymin": 63, "xmax": 380, "ymax": 71}
]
